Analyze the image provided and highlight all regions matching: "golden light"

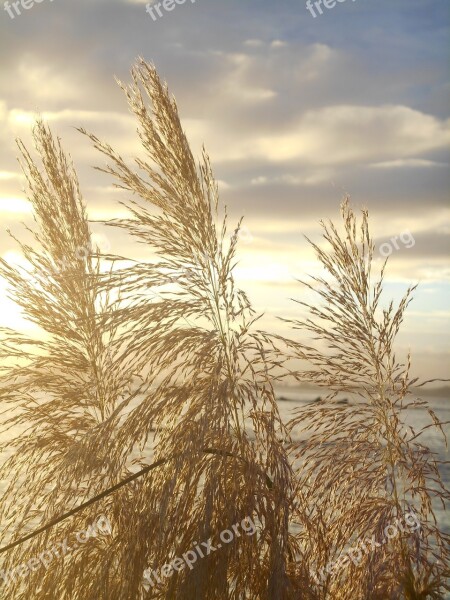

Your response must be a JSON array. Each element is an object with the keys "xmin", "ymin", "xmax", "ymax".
[{"xmin": 0, "ymin": 196, "xmax": 32, "ymax": 214}]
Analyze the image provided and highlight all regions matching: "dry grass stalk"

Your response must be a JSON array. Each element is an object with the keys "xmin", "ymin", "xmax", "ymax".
[
  {"xmin": 0, "ymin": 121, "xmax": 137, "ymax": 599},
  {"xmin": 274, "ymin": 199, "xmax": 450, "ymax": 599},
  {"xmin": 1, "ymin": 62, "xmax": 294, "ymax": 599},
  {"xmin": 77, "ymin": 59, "xmax": 295, "ymax": 600}
]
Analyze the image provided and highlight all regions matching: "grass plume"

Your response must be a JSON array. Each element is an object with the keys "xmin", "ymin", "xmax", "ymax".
[{"xmin": 275, "ymin": 200, "xmax": 450, "ymax": 599}]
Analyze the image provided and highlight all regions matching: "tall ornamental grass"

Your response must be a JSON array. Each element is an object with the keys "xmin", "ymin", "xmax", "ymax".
[{"xmin": 0, "ymin": 61, "xmax": 448, "ymax": 599}]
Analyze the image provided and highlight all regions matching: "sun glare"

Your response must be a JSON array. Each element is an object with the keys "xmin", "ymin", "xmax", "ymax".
[{"xmin": 0, "ymin": 196, "xmax": 32, "ymax": 214}]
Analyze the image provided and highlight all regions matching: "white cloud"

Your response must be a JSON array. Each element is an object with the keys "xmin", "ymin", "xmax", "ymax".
[
  {"xmin": 15, "ymin": 61, "xmax": 85, "ymax": 105},
  {"xmin": 244, "ymin": 39, "xmax": 264, "ymax": 48},
  {"xmin": 7, "ymin": 108, "xmax": 133, "ymax": 127},
  {"xmin": 369, "ymin": 158, "xmax": 447, "ymax": 169},
  {"xmin": 250, "ymin": 171, "xmax": 333, "ymax": 186},
  {"xmin": 295, "ymin": 43, "xmax": 337, "ymax": 82},
  {"xmin": 271, "ymin": 40, "xmax": 287, "ymax": 49},
  {"xmin": 185, "ymin": 105, "xmax": 450, "ymax": 167},
  {"xmin": 256, "ymin": 105, "xmax": 450, "ymax": 164},
  {"xmin": 219, "ymin": 52, "xmax": 278, "ymax": 103}
]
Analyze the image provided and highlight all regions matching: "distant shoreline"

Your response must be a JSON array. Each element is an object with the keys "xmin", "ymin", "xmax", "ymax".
[{"xmin": 275, "ymin": 384, "xmax": 450, "ymax": 396}]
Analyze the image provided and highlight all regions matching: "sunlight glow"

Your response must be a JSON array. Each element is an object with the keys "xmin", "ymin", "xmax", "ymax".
[{"xmin": 0, "ymin": 196, "xmax": 32, "ymax": 214}]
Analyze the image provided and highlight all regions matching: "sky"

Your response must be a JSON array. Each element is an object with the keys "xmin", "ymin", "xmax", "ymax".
[{"xmin": 0, "ymin": 0, "xmax": 449, "ymax": 380}]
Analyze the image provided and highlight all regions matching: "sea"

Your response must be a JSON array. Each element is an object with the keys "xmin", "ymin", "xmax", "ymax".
[{"xmin": 274, "ymin": 386, "xmax": 449, "ymax": 537}]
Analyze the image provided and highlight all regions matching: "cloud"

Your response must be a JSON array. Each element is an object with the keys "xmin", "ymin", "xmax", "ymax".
[
  {"xmin": 185, "ymin": 104, "xmax": 450, "ymax": 166},
  {"xmin": 244, "ymin": 39, "xmax": 264, "ymax": 48},
  {"xmin": 369, "ymin": 158, "xmax": 448, "ymax": 169}
]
